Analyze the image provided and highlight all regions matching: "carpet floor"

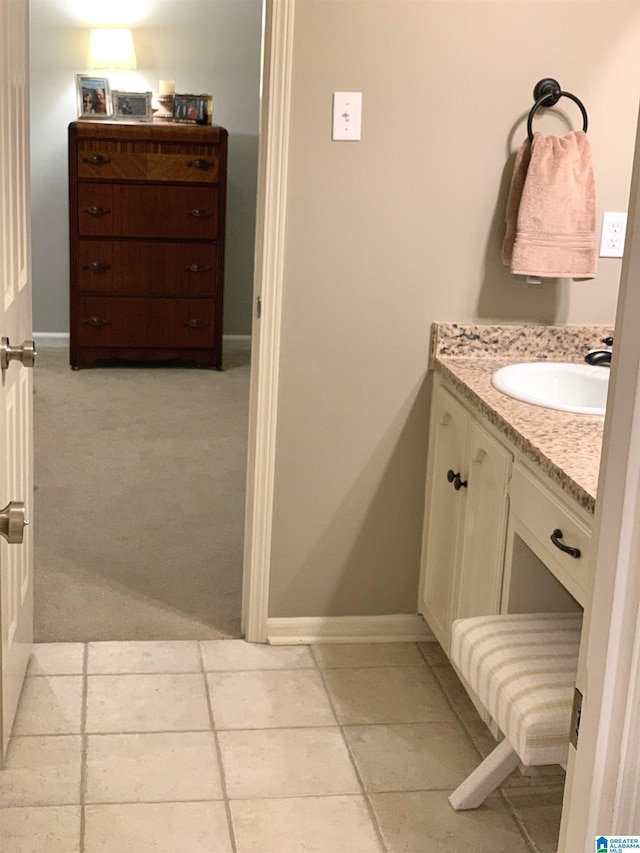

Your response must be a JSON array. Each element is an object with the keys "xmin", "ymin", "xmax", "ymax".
[{"xmin": 33, "ymin": 347, "xmax": 250, "ymax": 642}]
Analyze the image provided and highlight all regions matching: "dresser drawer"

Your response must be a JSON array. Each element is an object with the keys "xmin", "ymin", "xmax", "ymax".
[
  {"xmin": 77, "ymin": 146, "xmax": 221, "ymax": 183},
  {"xmin": 510, "ymin": 462, "xmax": 591, "ymax": 603},
  {"xmin": 77, "ymin": 184, "xmax": 219, "ymax": 239},
  {"xmin": 76, "ymin": 240, "xmax": 218, "ymax": 296},
  {"xmin": 76, "ymin": 297, "xmax": 216, "ymax": 349}
]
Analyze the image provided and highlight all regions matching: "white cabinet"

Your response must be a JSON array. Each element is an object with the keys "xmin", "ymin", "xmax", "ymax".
[{"xmin": 419, "ymin": 380, "xmax": 512, "ymax": 654}]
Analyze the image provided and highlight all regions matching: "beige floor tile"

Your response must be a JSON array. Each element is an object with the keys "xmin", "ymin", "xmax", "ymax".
[
  {"xmin": 87, "ymin": 640, "xmax": 201, "ymax": 674},
  {"xmin": 502, "ymin": 786, "xmax": 565, "ymax": 853},
  {"xmin": 86, "ymin": 673, "xmax": 210, "ymax": 733},
  {"xmin": 231, "ymin": 795, "xmax": 383, "ymax": 853},
  {"xmin": 323, "ymin": 666, "xmax": 455, "ymax": 725},
  {"xmin": 418, "ymin": 640, "xmax": 449, "ymax": 667},
  {"xmin": 370, "ymin": 790, "xmax": 531, "ymax": 853},
  {"xmin": 219, "ymin": 727, "xmax": 360, "ymax": 799},
  {"xmin": 28, "ymin": 643, "xmax": 84, "ymax": 676},
  {"xmin": 0, "ymin": 806, "xmax": 81, "ymax": 853},
  {"xmin": 0, "ymin": 736, "xmax": 82, "ymax": 807},
  {"xmin": 84, "ymin": 802, "xmax": 232, "ymax": 853},
  {"xmin": 200, "ymin": 639, "xmax": 315, "ymax": 671},
  {"xmin": 85, "ymin": 732, "xmax": 223, "ymax": 803},
  {"xmin": 207, "ymin": 670, "xmax": 336, "ymax": 729},
  {"xmin": 344, "ymin": 722, "xmax": 480, "ymax": 792},
  {"xmin": 431, "ymin": 662, "xmax": 485, "ymax": 722},
  {"xmin": 312, "ymin": 642, "xmax": 424, "ymax": 669},
  {"xmin": 12, "ymin": 677, "xmax": 83, "ymax": 735}
]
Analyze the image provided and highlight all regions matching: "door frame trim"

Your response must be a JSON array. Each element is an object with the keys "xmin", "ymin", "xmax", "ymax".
[{"xmin": 241, "ymin": 0, "xmax": 295, "ymax": 643}]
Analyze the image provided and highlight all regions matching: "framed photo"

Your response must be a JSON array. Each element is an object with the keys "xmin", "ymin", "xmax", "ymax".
[
  {"xmin": 76, "ymin": 75, "xmax": 111, "ymax": 119},
  {"xmin": 172, "ymin": 93, "xmax": 213, "ymax": 125},
  {"xmin": 112, "ymin": 91, "xmax": 153, "ymax": 122}
]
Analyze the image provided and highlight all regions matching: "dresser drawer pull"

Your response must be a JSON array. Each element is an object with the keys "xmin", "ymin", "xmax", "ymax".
[
  {"xmin": 186, "ymin": 263, "xmax": 212, "ymax": 273},
  {"xmin": 187, "ymin": 158, "xmax": 215, "ymax": 170},
  {"xmin": 83, "ymin": 316, "xmax": 110, "ymax": 327},
  {"xmin": 83, "ymin": 205, "xmax": 111, "ymax": 217},
  {"xmin": 189, "ymin": 208, "xmax": 213, "ymax": 218},
  {"xmin": 550, "ymin": 529, "xmax": 581, "ymax": 559},
  {"xmin": 85, "ymin": 261, "xmax": 111, "ymax": 272},
  {"xmin": 185, "ymin": 319, "xmax": 210, "ymax": 329},
  {"xmin": 82, "ymin": 154, "xmax": 111, "ymax": 166}
]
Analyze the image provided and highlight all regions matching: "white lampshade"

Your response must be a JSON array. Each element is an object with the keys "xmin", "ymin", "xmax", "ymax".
[{"xmin": 87, "ymin": 28, "xmax": 137, "ymax": 70}]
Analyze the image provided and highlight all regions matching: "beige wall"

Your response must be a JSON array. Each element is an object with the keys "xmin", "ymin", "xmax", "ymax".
[{"xmin": 268, "ymin": 0, "xmax": 640, "ymax": 618}]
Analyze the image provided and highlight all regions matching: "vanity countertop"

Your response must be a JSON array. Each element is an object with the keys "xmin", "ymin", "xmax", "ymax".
[{"xmin": 430, "ymin": 323, "xmax": 614, "ymax": 515}]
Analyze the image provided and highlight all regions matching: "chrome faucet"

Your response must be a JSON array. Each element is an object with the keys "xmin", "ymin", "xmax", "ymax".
[{"xmin": 585, "ymin": 336, "xmax": 613, "ymax": 366}]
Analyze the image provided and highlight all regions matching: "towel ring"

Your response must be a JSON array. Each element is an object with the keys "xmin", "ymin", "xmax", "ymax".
[{"xmin": 527, "ymin": 78, "xmax": 588, "ymax": 142}]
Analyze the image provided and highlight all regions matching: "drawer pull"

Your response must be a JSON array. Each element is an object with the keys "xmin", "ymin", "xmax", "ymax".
[
  {"xmin": 83, "ymin": 205, "xmax": 111, "ymax": 216},
  {"xmin": 83, "ymin": 316, "xmax": 110, "ymax": 327},
  {"xmin": 189, "ymin": 208, "xmax": 213, "ymax": 218},
  {"xmin": 185, "ymin": 319, "xmax": 210, "ymax": 329},
  {"xmin": 447, "ymin": 469, "xmax": 468, "ymax": 490},
  {"xmin": 82, "ymin": 154, "xmax": 111, "ymax": 166},
  {"xmin": 85, "ymin": 261, "xmax": 111, "ymax": 272},
  {"xmin": 187, "ymin": 158, "xmax": 214, "ymax": 170},
  {"xmin": 186, "ymin": 263, "xmax": 212, "ymax": 273},
  {"xmin": 550, "ymin": 529, "xmax": 581, "ymax": 559}
]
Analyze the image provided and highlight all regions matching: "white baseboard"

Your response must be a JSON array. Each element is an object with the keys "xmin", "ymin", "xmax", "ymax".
[
  {"xmin": 33, "ymin": 332, "xmax": 69, "ymax": 348},
  {"xmin": 266, "ymin": 614, "xmax": 435, "ymax": 645},
  {"xmin": 32, "ymin": 333, "xmax": 251, "ymax": 350}
]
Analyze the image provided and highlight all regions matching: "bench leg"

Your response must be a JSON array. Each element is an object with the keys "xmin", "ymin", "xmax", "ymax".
[{"xmin": 448, "ymin": 738, "xmax": 521, "ymax": 811}]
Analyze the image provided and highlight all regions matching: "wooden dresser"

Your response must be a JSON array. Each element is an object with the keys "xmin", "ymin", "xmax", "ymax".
[{"xmin": 68, "ymin": 120, "xmax": 227, "ymax": 369}]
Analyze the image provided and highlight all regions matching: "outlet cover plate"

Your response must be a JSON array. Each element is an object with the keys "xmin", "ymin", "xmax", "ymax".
[{"xmin": 600, "ymin": 211, "xmax": 627, "ymax": 258}]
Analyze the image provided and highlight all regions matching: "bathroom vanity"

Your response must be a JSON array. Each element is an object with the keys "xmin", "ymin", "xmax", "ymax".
[{"xmin": 419, "ymin": 323, "xmax": 611, "ymax": 657}]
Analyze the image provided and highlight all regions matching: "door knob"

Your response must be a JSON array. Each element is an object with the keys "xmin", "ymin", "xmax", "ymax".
[
  {"xmin": 0, "ymin": 501, "xmax": 28, "ymax": 544},
  {"xmin": 1, "ymin": 337, "xmax": 36, "ymax": 370}
]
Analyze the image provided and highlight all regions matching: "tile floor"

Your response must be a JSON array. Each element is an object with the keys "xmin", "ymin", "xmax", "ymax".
[{"xmin": 0, "ymin": 640, "xmax": 565, "ymax": 852}]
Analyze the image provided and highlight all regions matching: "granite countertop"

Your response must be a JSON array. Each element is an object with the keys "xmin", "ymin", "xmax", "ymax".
[{"xmin": 430, "ymin": 323, "xmax": 614, "ymax": 515}]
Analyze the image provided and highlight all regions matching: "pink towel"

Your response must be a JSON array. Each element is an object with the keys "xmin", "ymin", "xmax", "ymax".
[{"xmin": 502, "ymin": 131, "xmax": 597, "ymax": 279}]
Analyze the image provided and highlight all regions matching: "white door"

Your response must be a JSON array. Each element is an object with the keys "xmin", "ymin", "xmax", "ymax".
[{"xmin": 0, "ymin": 0, "xmax": 34, "ymax": 759}]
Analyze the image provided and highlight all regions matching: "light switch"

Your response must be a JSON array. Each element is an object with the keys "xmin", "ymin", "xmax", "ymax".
[{"xmin": 332, "ymin": 92, "xmax": 362, "ymax": 141}]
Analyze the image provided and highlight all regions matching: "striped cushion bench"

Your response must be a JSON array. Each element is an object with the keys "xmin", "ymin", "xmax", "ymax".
[{"xmin": 448, "ymin": 612, "xmax": 582, "ymax": 811}]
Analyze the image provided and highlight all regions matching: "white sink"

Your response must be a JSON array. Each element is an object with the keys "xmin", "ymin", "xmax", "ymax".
[{"xmin": 491, "ymin": 361, "xmax": 609, "ymax": 415}]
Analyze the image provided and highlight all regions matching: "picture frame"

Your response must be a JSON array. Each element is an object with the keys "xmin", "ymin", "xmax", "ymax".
[
  {"xmin": 112, "ymin": 91, "xmax": 153, "ymax": 122},
  {"xmin": 171, "ymin": 93, "xmax": 213, "ymax": 125},
  {"xmin": 76, "ymin": 75, "xmax": 111, "ymax": 119}
]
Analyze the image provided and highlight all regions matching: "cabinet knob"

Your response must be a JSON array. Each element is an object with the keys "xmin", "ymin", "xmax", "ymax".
[
  {"xmin": 83, "ymin": 205, "xmax": 110, "ymax": 217},
  {"xmin": 82, "ymin": 154, "xmax": 111, "ymax": 166},
  {"xmin": 85, "ymin": 261, "xmax": 111, "ymax": 272},
  {"xmin": 185, "ymin": 319, "xmax": 210, "ymax": 329},
  {"xmin": 187, "ymin": 158, "xmax": 214, "ymax": 170},
  {"xmin": 189, "ymin": 208, "xmax": 213, "ymax": 218},
  {"xmin": 186, "ymin": 263, "xmax": 212, "ymax": 273},
  {"xmin": 550, "ymin": 529, "xmax": 581, "ymax": 559},
  {"xmin": 83, "ymin": 316, "xmax": 110, "ymax": 327},
  {"xmin": 446, "ymin": 469, "xmax": 467, "ymax": 490}
]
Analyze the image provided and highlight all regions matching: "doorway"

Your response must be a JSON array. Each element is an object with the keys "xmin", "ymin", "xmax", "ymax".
[{"xmin": 28, "ymin": 0, "xmax": 264, "ymax": 642}]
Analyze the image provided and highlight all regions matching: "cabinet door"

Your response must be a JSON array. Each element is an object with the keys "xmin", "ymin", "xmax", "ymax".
[
  {"xmin": 454, "ymin": 419, "xmax": 511, "ymax": 621},
  {"xmin": 419, "ymin": 385, "xmax": 468, "ymax": 652}
]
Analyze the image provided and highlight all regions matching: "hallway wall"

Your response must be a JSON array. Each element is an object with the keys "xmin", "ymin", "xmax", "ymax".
[{"xmin": 29, "ymin": 0, "xmax": 262, "ymax": 336}]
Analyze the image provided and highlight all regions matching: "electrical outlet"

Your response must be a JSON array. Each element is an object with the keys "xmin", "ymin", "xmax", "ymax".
[
  {"xmin": 332, "ymin": 92, "xmax": 362, "ymax": 141},
  {"xmin": 599, "ymin": 211, "xmax": 627, "ymax": 258}
]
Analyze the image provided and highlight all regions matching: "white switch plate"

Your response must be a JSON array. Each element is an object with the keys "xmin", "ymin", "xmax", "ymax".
[
  {"xmin": 332, "ymin": 92, "xmax": 362, "ymax": 141},
  {"xmin": 599, "ymin": 211, "xmax": 627, "ymax": 258}
]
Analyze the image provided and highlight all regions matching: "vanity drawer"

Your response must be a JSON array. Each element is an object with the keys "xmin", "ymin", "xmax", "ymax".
[
  {"xmin": 77, "ymin": 184, "xmax": 219, "ymax": 239},
  {"xmin": 510, "ymin": 462, "xmax": 591, "ymax": 603}
]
